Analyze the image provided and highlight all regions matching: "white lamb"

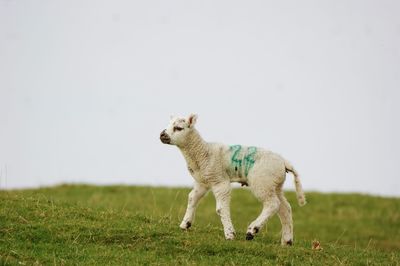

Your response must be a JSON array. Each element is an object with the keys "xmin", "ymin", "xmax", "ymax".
[{"xmin": 160, "ymin": 114, "xmax": 306, "ymax": 245}]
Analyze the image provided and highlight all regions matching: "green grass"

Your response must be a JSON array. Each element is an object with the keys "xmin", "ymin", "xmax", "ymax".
[{"xmin": 1, "ymin": 185, "xmax": 399, "ymax": 265}]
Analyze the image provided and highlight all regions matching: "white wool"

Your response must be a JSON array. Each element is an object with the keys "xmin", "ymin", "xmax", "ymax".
[{"xmin": 160, "ymin": 114, "xmax": 306, "ymax": 244}]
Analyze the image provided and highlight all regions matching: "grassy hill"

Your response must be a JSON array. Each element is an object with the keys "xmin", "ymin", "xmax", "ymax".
[{"xmin": 1, "ymin": 185, "xmax": 399, "ymax": 265}]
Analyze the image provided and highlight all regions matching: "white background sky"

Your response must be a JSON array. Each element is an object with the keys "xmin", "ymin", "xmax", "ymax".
[{"xmin": 1, "ymin": 0, "xmax": 399, "ymax": 196}]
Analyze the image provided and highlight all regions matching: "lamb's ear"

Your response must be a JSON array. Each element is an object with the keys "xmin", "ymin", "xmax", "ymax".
[{"xmin": 187, "ymin": 114, "xmax": 198, "ymax": 128}]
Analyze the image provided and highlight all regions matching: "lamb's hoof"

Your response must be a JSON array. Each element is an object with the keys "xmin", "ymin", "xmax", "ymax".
[
  {"xmin": 225, "ymin": 232, "xmax": 236, "ymax": 240},
  {"xmin": 179, "ymin": 221, "xmax": 191, "ymax": 230},
  {"xmin": 186, "ymin": 221, "xmax": 191, "ymax": 229},
  {"xmin": 246, "ymin": 232, "xmax": 254, "ymax": 240}
]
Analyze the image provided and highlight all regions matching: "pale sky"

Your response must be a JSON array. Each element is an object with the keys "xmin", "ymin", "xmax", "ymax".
[{"xmin": 1, "ymin": 0, "xmax": 400, "ymax": 196}]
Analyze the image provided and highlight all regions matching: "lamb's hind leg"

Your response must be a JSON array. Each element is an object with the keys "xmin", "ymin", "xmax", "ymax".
[
  {"xmin": 277, "ymin": 190, "xmax": 294, "ymax": 245},
  {"xmin": 246, "ymin": 192, "xmax": 280, "ymax": 240}
]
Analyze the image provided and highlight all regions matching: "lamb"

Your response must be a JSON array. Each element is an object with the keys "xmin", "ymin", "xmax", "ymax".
[{"xmin": 159, "ymin": 114, "xmax": 306, "ymax": 245}]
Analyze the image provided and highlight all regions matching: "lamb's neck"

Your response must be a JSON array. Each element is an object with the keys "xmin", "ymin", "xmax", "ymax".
[{"xmin": 179, "ymin": 130, "xmax": 209, "ymax": 168}]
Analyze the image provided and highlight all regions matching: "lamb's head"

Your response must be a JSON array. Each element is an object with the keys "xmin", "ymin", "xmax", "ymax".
[{"xmin": 160, "ymin": 114, "xmax": 198, "ymax": 146}]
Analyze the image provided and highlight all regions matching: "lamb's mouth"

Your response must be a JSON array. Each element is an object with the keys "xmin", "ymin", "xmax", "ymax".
[
  {"xmin": 160, "ymin": 136, "xmax": 171, "ymax": 144},
  {"xmin": 160, "ymin": 130, "xmax": 171, "ymax": 144}
]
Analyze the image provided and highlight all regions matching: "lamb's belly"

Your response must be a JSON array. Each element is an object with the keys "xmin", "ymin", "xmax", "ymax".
[{"xmin": 229, "ymin": 176, "xmax": 247, "ymax": 183}]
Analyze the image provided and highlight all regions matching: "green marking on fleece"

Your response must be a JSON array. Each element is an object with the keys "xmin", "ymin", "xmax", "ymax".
[{"xmin": 229, "ymin": 145, "xmax": 257, "ymax": 177}]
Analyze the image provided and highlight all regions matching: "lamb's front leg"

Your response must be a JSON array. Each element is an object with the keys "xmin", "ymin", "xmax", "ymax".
[
  {"xmin": 212, "ymin": 181, "xmax": 236, "ymax": 240},
  {"xmin": 180, "ymin": 182, "xmax": 209, "ymax": 230}
]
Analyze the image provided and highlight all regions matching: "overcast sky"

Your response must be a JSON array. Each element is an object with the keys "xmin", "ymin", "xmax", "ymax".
[{"xmin": 1, "ymin": 0, "xmax": 399, "ymax": 196}]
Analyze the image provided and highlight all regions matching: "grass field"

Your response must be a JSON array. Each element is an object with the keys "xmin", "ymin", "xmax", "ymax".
[{"xmin": 1, "ymin": 185, "xmax": 399, "ymax": 265}]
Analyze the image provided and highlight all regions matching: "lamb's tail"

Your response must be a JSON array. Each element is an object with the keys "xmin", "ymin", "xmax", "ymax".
[{"xmin": 285, "ymin": 160, "xmax": 306, "ymax": 206}]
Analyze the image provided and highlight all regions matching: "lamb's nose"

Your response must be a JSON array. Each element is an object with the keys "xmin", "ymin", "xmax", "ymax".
[{"xmin": 160, "ymin": 129, "xmax": 171, "ymax": 144}]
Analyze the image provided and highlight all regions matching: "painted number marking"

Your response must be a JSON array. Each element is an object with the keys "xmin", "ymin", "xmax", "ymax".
[{"xmin": 229, "ymin": 145, "xmax": 257, "ymax": 177}]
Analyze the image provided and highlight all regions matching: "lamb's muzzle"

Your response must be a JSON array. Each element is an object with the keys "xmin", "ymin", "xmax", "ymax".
[{"xmin": 160, "ymin": 130, "xmax": 171, "ymax": 144}]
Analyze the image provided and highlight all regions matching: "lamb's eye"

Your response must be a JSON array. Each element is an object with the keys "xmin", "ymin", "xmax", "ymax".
[{"xmin": 173, "ymin": 126, "xmax": 184, "ymax": 132}]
